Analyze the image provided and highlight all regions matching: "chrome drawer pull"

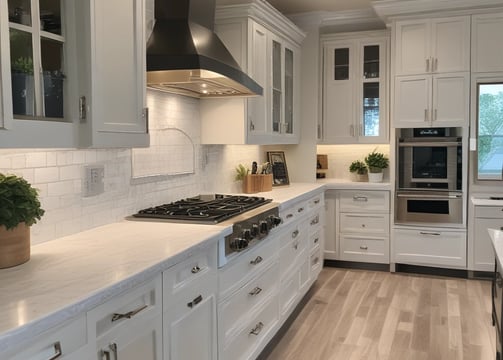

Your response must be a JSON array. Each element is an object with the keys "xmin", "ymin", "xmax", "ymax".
[
  {"xmin": 191, "ymin": 265, "xmax": 201, "ymax": 274},
  {"xmin": 292, "ymin": 230, "xmax": 299, "ymax": 238},
  {"xmin": 293, "ymin": 241, "xmax": 299, "ymax": 250},
  {"xmin": 419, "ymin": 231, "xmax": 441, "ymax": 236},
  {"xmin": 286, "ymin": 213, "xmax": 294, "ymax": 219},
  {"xmin": 102, "ymin": 343, "xmax": 118, "ymax": 360},
  {"xmin": 250, "ymin": 322, "xmax": 264, "ymax": 335},
  {"xmin": 314, "ymin": 237, "xmax": 319, "ymax": 244},
  {"xmin": 310, "ymin": 216, "xmax": 319, "ymax": 225},
  {"xmin": 312, "ymin": 257, "xmax": 320, "ymax": 265},
  {"xmin": 353, "ymin": 196, "xmax": 368, "ymax": 202},
  {"xmin": 187, "ymin": 295, "xmax": 203, "ymax": 308},
  {"xmin": 112, "ymin": 304, "xmax": 148, "ymax": 322},
  {"xmin": 110, "ymin": 343, "xmax": 118, "ymax": 360},
  {"xmin": 297, "ymin": 207, "xmax": 304, "ymax": 213},
  {"xmin": 314, "ymin": 199, "xmax": 320, "ymax": 204},
  {"xmin": 360, "ymin": 246, "xmax": 368, "ymax": 250},
  {"xmin": 249, "ymin": 287, "xmax": 263, "ymax": 296},
  {"xmin": 250, "ymin": 256, "xmax": 263, "ymax": 265},
  {"xmin": 101, "ymin": 349, "xmax": 111, "ymax": 360},
  {"xmin": 48, "ymin": 342, "xmax": 62, "ymax": 360}
]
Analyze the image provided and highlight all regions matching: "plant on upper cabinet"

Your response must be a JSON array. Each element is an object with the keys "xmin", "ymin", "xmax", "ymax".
[
  {"xmin": 364, "ymin": 150, "xmax": 389, "ymax": 183},
  {"xmin": 0, "ymin": 173, "xmax": 45, "ymax": 268},
  {"xmin": 349, "ymin": 160, "xmax": 368, "ymax": 182}
]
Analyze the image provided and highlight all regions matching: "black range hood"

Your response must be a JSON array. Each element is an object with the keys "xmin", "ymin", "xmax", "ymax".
[{"xmin": 146, "ymin": 0, "xmax": 263, "ymax": 98}]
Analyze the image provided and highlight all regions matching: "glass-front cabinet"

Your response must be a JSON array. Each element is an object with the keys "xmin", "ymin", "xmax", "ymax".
[{"xmin": 320, "ymin": 31, "xmax": 389, "ymax": 144}]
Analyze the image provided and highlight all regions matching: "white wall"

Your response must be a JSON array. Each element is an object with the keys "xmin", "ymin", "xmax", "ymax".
[{"xmin": 0, "ymin": 90, "xmax": 262, "ymax": 245}]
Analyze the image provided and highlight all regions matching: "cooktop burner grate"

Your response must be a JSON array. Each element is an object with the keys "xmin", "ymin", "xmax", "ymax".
[{"xmin": 133, "ymin": 194, "xmax": 272, "ymax": 223}]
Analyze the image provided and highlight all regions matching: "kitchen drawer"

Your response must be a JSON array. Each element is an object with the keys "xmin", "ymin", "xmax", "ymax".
[
  {"xmin": 340, "ymin": 213, "xmax": 389, "ymax": 235},
  {"xmin": 4, "ymin": 315, "xmax": 87, "ymax": 360},
  {"xmin": 393, "ymin": 228, "xmax": 466, "ymax": 268},
  {"xmin": 219, "ymin": 235, "xmax": 279, "ymax": 300},
  {"xmin": 279, "ymin": 267, "xmax": 301, "ymax": 318},
  {"xmin": 280, "ymin": 200, "xmax": 308, "ymax": 226},
  {"xmin": 221, "ymin": 292, "xmax": 279, "ymax": 360},
  {"xmin": 475, "ymin": 206, "xmax": 503, "ymax": 219},
  {"xmin": 310, "ymin": 245, "xmax": 323, "ymax": 278},
  {"xmin": 338, "ymin": 190, "xmax": 390, "ymax": 213},
  {"xmin": 309, "ymin": 227, "xmax": 323, "ymax": 251},
  {"xmin": 164, "ymin": 242, "xmax": 217, "ymax": 296},
  {"xmin": 308, "ymin": 193, "xmax": 324, "ymax": 210},
  {"xmin": 279, "ymin": 222, "xmax": 308, "ymax": 279},
  {"xmin": 340, "ymin": 234, "xmax": 388, "ymax": 264},
  {"xmin": 88, "ymin": 275, "xmax": 162, "ymax": 339},
  {"xmin": 219, "ymin": 261, "xmax": 279, "ymax": 339}
]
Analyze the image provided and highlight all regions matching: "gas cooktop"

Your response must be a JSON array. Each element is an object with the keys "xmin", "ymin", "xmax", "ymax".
[{"xmin": 133, "ymin": 194, "xmax": 272, "ymax": 224}]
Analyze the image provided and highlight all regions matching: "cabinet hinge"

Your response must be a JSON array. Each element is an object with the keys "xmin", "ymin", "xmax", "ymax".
[
  {"xmin": 79, "ymin": 96, "xmax": 87, "ymax": 122},
  {"xmin": 142, "ymin": 107, "xmax": 149, "ymax": 133}
]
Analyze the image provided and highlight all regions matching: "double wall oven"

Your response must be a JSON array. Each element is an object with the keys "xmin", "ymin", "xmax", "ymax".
[{"xmin": 395, "ymin": 127, "xmax": 464, "ymax": 227}]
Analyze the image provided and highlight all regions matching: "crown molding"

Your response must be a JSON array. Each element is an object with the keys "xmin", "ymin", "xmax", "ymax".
[{"xmin": 373, "ymin": 0, "xmax": 503, "ymax": 23}]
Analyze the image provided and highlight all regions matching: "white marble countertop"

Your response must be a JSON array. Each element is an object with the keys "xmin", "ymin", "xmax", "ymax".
[
  {"xmin": 317, "ymin": 178, "xmax": 392, "ymax": 191},
  {"xmin": 489, "ymin": 228, "xmax": 503, "ymax": 270},
  {"xmin": 0, "ymin": 183, "xmax": 325, "ymax": 353}
]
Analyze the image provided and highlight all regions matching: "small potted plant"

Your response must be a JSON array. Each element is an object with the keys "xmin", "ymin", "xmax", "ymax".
[
  {"xmin": 364, "ymin": 150, "xmax": 389, "ymax": 183},
  {"xmin": 349, "ymin": 160, "xmax": 368, "ymax": 182},
  {"xmin": 0, "ymin": 173, "xmax": 44, "ymax": 268}
]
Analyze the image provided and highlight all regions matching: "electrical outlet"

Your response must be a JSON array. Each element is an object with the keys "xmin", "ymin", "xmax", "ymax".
[{"xmin": 83, "ymin": 165, "xmax": 105, "ymax": 197}]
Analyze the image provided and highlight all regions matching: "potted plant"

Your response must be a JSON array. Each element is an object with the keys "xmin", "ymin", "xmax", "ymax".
[
  {"xmin": 364, "ymin": 150, "xmax": 389, "ymax": 183},
  {"xmin": 349, "ymin": 160, "xmax": 368, "ymax": 182},
  {"xmin": 0, "ymin": 173, "xmax": 44, "ymax": 268}
]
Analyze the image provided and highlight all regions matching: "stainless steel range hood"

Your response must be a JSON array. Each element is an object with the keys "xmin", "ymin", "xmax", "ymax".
[{"xmin": 146, "ymin": 0, "xmax": 263, "ymax": 98}]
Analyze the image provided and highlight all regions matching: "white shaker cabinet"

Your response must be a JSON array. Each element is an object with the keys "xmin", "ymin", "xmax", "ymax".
[
  {"xmin": 472, "ymin": 13, "xmax": 503, "ymax": 73},
  {"xmin": 87, "ymin": 276, "xmax": 163, "ymax": 360},
  {"xmin": 323, "ymin": 190, "xmax": 338, "ymax": 260},
  {"xmin": 74, "ymin": 0, "xmax": 149, "ymax": 148},
  {"xmin": 470, "ymin": 206, "xmax": 503, "ymax": 272},
  {"xmin": 393, "ymin": 72, "xmax": 469, "ymax": 128},
  {"xmin": 394, "ymin": 16, "xmax": 470, "ymax": 76}
]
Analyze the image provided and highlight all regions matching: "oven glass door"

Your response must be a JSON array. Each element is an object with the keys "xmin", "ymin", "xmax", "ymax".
[
  {"xmin": 412, "ymin": 147, "xmax": 447, "ymax": 179},
  {"xmin": 395, "ymin": 191, "xmax": 463, "ymax": 226}
]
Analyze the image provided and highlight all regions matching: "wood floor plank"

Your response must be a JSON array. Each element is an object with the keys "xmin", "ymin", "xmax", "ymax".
[{"xmin": 264, "ymin": 267, "xmax": 496, "ymax": 360}]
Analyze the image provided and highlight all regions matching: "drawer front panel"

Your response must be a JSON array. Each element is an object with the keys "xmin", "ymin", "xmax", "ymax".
[
  {"xmin": 475, "ymin": 206, "xmax": 503, "ymax": 219},
  {"xmin": 309, "ymin": 228, "xmax": 323, "ymax": 251},
  {"xmin": 339, "ymin": 190, "xmax": 390, "ymax": 212},
  {"xmin": 340, "ymin": 235, "xmax": 388, "ymax": 263},
  {"xmin": 340, "ymin": 213, "xmax": 389, "ymax": 234},
  {"xmin": 279, "ymin": 224, "xmax": 308, "ymax": 279},
  {"xmin": 281, "ymin": 200, "xmax": 308, "ymax": 226},
  {"xmin": 219, "ymin": 236, "xmax": 279, "ymax": 299},
  {"xmin": 219, "ymin": 261, "xmax": 279, "ymax": 338},
  {"xmin": 279, "ymin": 269, "xmax": 300, "ymax": 318},
  {"xmin": 310, "ymin": 246, "xmax": 323, "ymax": 277},
  {"xmin": 308, "ymin": 193, "xmax": 324, "ymax": 210}
]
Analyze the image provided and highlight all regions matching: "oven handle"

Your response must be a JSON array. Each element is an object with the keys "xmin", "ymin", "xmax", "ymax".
[
  {"xmin": 398, "ymin": 141, "xmax": 461, "ymax": 147},
  {"xmin": 396, "ymin": 193, "xmax": 462, "ymax": 200}
]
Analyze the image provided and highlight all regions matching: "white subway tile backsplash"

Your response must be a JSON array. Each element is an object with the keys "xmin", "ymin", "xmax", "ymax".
[
  {"xmin": 59, "ymin": 165, "xmax": 81, "ymax": 181},
  {"xmin": 34, "ymin": 167, "xmax": 60, "ymax": 183},
  {"xmin": 11, "ymin": 155, "xmax": 27, "ymax": 169},
  {"xmin": 25, "ymin": 152, "xmax": 47, "ymax": 168},
  {"xmin": 48, "ymin": 180, "xmax": 77, "ymax": 197}
]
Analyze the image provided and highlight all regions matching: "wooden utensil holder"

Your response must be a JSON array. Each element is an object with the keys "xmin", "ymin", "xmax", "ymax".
[{"xmin": 242, "ymin": 174, "xmax": 273, "ymax": 193}]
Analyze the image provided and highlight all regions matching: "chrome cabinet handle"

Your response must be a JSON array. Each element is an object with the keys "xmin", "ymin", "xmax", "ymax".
[
  {"xmin": 110, "ymin": 343, "xmax": 118, "ymax": 360},
  {"xmin": 297, "ymin": 207, "xmax": 304, "ymax": 213},
  {"xmin": 102, "ymin": 343, "xmax": 118, "ymax": 360},
  {"xmin": 191, "ymin": 265, "xmax": 201, "ymax": 274},
  {"xmin": 293, "ymin": 241, "xmax": 299, "ymax": 250},
  {"xmin": 434, "ymin": 109, "xmax": 437, "ymax": 121},
  {"xmin": 434, "ymin": 57, "xmax": 438, "ymax": 72},
  {"xmin": 312, "ymin": 257, "xmax": 320, "ymax": 265},
  {"xmin": 419, "ymin": 231, "xmax": 441, "ymax": 236},
  {"xmin": 353, "ymin": 195, "xmax": 368, "ymax": 202},
  {"xmin": 47, "ymin": 342, "xmax": 62, "ymax": 360},
  {"xmin": 286, "ymin": 213, "xmax": 293, "ymax": 219},
  {"xmin": 250, "ymin": 256, "xmax": 263, "ymax": 265},
  {"xmin": 250, "ymin": 322, "xmax": 264, "ymax": 336},
  {"xmin": 350, "ymin": 124, "xmax": 355, "ymax": 137},
  {"xmin": 360, "ymin": 245, "xmax": 368, "ymax": 250},
  {"xmin": 314, "ymin": 199, "xmax": 320, "ymax": 204},
  {"xmin": 314, "ymin": 237, "xmax": 319, "ymax": 244},
  {"xmin": 111, "ymin": 304, "xmax": 148, "ymax": 322},
  {"xmin": 187, "ymin": 295, "xmax": 203, "ymax": 308},
  {"xmin": 311, "ymin": 216, "xmax": 319, "ymax": 225},
  {"xmin": 292, "ymin": 230, "xmax": 299, "ymax": 238},
  {"xmin": 249, "ymin": 287, "xmax": 263, "ymax": 296},
  {"xmin": 101, "ymin": 349, "xmax": 111, "ymax": 360},
  {"xmin": 424, "ymin": 109, "xmax": 428, "ymax": 122}
]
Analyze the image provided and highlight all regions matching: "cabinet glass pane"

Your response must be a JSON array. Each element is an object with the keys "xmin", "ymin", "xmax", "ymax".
[
  {"xmin": 477, "ymin": 83, "xmax": 503, "ymax": 180},
  {"xmin": 40, "ymin": 0, "xmax": 62, "ymax": 35},
  {"xmin": 41, "ymin": 37, "xmax": 64, "ymax": 118},
  {"xmin": 363, "ymin": 82, "xmax": 379, "ymax": 137},
  {"xmin": 363, "ymin": 45, "xmax": 379, "ymax": 79},
  {"xmin": 272, "ymin": 40, "xmax": 281, "ymax": 133},
  {"xmin": 284, "ymin": 48, "xmax": 293, "ymax": 134},
  {"xmin": 334, "ymin": 48, "xmax": 349, "ymax": 80},
  {"xmin": 8, "ymin": 0, "xmax": 32, "ymax": 26},
  {"xmin": 10, "ymin": 29, "xmax": 36, "ymax": 117}
]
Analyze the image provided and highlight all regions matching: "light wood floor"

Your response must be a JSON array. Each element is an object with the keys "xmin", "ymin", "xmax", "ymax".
[{"xmin": 264, "ymin": 267, "xmax": 495, "ymax": 360}]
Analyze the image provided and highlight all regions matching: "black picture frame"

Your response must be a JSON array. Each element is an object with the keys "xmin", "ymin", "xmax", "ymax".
[{"xmin": 267, "ymin": 151, "xmax": 290, "ymax": 186}]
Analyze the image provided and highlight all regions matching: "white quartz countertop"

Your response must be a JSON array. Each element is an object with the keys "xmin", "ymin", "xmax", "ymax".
[
  {"xmin": 0, "ymin": 183, "xmax": 324, "ymax": 352},
  {"xmin": 317, "ymin": 178, "xmax": 392, "ymax": 191},
  {"xmin": 489, "ymin": 228, "xmax": 503, "ymax": 270}
]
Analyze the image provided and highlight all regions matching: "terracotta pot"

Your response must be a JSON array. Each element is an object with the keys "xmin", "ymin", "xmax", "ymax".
[{"xmin": 0, "ymin": 223, "xmax": 30, "ymax": 269}]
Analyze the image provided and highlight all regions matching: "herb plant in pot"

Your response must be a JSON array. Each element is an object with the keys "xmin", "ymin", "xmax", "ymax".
[
  {"xmin": 349, "ymin": 160, "xmax": 368, "ymax": 182},
  {"xmin": 364, "ymin": 150, "xmax": 389, "ymax": 183},
  {"xmin": 0, "ymin": 174, "xmax": 44, "ymax": 268}
]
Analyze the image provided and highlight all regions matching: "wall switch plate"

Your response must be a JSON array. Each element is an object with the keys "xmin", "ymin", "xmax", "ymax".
[{"xmin": 83, "ymin": 165, "xmax": 105, "ymax": 197}]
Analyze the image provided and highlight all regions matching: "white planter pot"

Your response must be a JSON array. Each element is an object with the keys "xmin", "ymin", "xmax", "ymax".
[{"xmin": 368, "ymin": 172, "xmax": 383, "ymax": 183}]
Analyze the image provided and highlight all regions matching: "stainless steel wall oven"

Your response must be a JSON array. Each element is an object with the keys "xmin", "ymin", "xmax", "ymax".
[{"xmin": 395, "ymin": 127, "xmax": 464, "ymax": 227}]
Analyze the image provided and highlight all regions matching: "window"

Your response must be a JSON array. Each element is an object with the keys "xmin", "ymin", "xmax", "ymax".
[
  {"xmin": 8, "ymin": 0, "xmax": 66, "ymax": 120},
  {"xmin": 477, "ymin": 83, "xmax": 503, "ymax": 180}
]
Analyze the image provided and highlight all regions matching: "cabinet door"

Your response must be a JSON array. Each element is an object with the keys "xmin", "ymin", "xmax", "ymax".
[
  {"xmin": 78, "ymin": 0, "xmax": 148, "ymax": 148},
  {"xmin": 393, "ymin": 75, "xmax": 432, "ymax": 127},
  {"xmin": 322, "ymin": 42, "xmax": 356, "ymax": 143},
  {"xmin": 324, "ymin": 191, "xmax": 337, "ymax": 260},
  {"xmin": 472, "ymin": 13, "xmax": 503, "ymax": 73},
  {"xmin": 474, "ymin": 218, "xmax": 499, "ymax": 272},
  {"xmin": 431, "ymin": 16, "xmax": 470, "ymax": 73},
  {"xmin": 432, "ymin": 73, "xmax": 469, "ymax": 127},
  {"xmin": 394, "ymin": 20, "xmax": 430, "ymax": 75}
]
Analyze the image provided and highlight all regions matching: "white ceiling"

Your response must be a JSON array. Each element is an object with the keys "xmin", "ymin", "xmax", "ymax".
[{"xmin": 215, "ymin": 0, "xmax": 374, "ymax": 15}]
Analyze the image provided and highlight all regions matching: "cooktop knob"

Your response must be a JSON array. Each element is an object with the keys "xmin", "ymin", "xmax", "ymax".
[
  {"xmin": 259, "ymin": 220, "xmax": 269, "ymax": 234},
  {"xmin": 251, "ymin": 224, "xmax": 259, "ymax": 237},
  {"xmin": 269, "ymin": 215, "xmax": 282, "ymax": 227},
  {"xmin": 230, "ymin": 237, "xmax": 248, "ymax": 251},
  {"xmin": 242, "ymin": 229, "xmax": 252, "ymax": 241}
]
